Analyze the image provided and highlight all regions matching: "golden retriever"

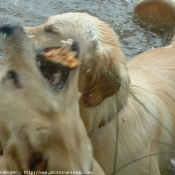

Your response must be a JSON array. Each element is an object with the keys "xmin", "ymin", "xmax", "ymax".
[
  {"xmin": 25, "ymin": 12, "xmax": 175, "ymax": 175},
  {"xmin": 0, "ymin": 24, "xmax": 105, "ymax": 175}
]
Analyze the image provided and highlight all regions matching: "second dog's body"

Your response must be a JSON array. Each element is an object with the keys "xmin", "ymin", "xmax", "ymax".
[{"xmin": 25, "ymin": 12, "xmax": 175, "ymax": 175}]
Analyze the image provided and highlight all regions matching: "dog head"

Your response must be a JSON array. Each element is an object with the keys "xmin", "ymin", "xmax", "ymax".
[
  {"xmin": 25, "ymin": 12, "xmax": 130, "ymax": 110},
  {"xmin": 0, "ymin": 24, "xmax": 93, "ymax": 173}
]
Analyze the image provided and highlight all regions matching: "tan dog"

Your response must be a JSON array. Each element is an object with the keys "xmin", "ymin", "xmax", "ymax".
[
  {"xmin": 0, "ymin": 24, "xmax": 105, "ymax": 175},
  {"xmin": 134, "ymin": 0, "xmax": 175, "ymax": 29},
  {"xmin": 25, "ymin": 12, "xmax": 175, "ymax": 175}
]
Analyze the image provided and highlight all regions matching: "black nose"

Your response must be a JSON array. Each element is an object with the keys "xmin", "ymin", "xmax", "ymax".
[{"xmin": 0, "ymin": 24, "xmax": 24, "ymax": 37}]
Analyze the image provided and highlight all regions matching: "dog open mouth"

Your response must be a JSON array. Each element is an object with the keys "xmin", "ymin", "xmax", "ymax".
[{"xmin": 36, "ymin": 40, "xmax": 80, "ymax": 89}]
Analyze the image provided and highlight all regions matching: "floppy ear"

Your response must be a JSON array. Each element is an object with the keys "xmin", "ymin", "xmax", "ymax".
[
  {"xmin": 83, "ymin": 50, "xmax": 121, "ymax": 107},
  {"xmin": 84, "ymin": 71, "xmax": 120, "ymax": 107}
]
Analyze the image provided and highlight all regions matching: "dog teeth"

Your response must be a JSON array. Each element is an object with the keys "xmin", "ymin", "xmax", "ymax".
[{"xmin": 61, "ymin": 39, "xmax": 73, "ymax": 49}]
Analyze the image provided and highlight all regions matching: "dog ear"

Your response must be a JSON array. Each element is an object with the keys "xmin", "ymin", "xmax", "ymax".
[
  {"xmin": 83, "ymin": 71, "xmax": 120, "ymax": 107},
  {"xmin": 83, "ymin": 49, "xmax": 121, "ymax": 107}
]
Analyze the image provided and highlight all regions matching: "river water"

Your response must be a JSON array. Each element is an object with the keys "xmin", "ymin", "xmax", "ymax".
[
  {"xmin": 0, "ymin": 0, "xmax": 173, "ymax": 60},
  {"xmin": 0, "ymin": 0, "xmax": 174, "ymax": 174}
]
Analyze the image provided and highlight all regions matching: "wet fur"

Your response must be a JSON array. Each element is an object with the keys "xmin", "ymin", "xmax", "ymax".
[
  {"xmin": 0, "ymin": 25, "xmax": 105, "ymax": 175},
  {"xmin": 25, "ymin": 12, "xmax": 175, "ymax": 175},
  {"xmin": 134, "ymin": 0, "xmax": 175, "ymax": 28}
]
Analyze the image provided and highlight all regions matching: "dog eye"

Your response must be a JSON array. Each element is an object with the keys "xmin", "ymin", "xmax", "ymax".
[
  {"xmin": 7, "ymin": 70, "xmax": 22, "ymax": 88},
  {"xmin": 44, "ymin": 25, "xmax": 59, "ymax": 35}
]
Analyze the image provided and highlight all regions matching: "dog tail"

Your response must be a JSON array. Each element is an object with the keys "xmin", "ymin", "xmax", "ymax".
[{"xmin": 134, "ymin": 0, "xmax": 175, "ymax": 29}]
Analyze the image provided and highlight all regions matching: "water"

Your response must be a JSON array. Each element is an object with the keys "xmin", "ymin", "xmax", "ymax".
[{"xmin": 0, "ymin": 0, "xmax": 173, "ymax": 60}]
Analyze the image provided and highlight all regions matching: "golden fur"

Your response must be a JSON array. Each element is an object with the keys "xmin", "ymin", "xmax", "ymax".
[
  {"xmin": 0, "ymin": 24, "xmax": 105, "ymax": 175},
  {"xmin": 134, "ymin": 0, "xmax": 175, "ymax": 28},
  {"xmin": 25, "ymin": 12, "xmax": 175, "ymax": 175}
]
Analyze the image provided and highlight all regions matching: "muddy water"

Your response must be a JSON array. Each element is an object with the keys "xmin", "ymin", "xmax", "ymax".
[{"xmin": 0, "ymin": 0, "xmax": 173, "ymax": 60}]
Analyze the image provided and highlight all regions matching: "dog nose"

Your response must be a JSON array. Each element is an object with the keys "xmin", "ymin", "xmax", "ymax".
[{"xmin": 0, "ymin": 24, "xmax": 24, "ymax": 37}]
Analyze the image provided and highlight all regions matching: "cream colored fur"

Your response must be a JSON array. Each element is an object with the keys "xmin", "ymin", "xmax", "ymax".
[
  {"xmin": 25, "ymin": 12, "xmax": 175, "ymax": 175},
  {"xmin": 0, "ymin": 25, "xmax": 105, "ymax": 175}
]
